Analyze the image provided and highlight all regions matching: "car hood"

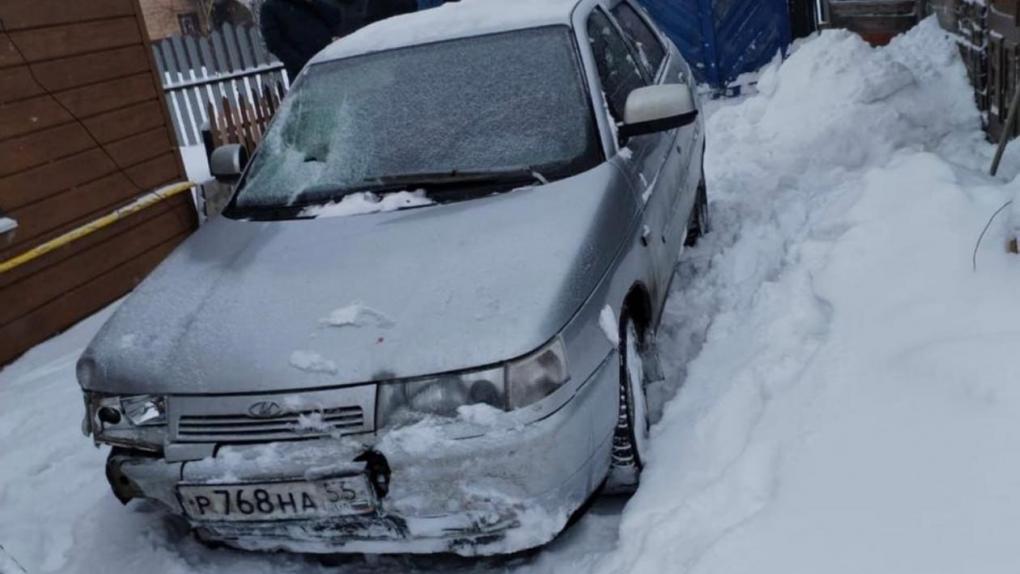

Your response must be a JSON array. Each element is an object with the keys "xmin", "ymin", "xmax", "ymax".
[{"xmin": 83, "ymin": 164, "xmax": 636, "ymax": 394}]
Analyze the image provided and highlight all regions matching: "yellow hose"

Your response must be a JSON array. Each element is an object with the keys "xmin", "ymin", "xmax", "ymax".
[{"xmin": 0, "ymin": 181, "xmax": 197, "ymax": 275}]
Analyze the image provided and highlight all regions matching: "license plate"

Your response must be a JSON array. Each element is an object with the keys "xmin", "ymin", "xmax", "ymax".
[{"xmin": 178, "ymin": 476, "xmax": 376, "ymax": 522}]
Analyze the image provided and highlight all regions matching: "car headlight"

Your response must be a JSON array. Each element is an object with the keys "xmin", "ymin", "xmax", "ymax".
[
  {"xmin": 507, "ymin": 337, "xmax": 569, "ymax": 409},
  {"xmin": 85, "ymin": 393, "xmax": 167, "ymax": 452},
  {"xmin": 376, "ymin": 338, "xmax": 570, "ymax": 429},
  {"xmin": 377, "ymin": 367, "xmax": 506, "ymax": 429},
  {"xmin": 120, "ymin": 395, "xmax": 167, "ymax": 426}
]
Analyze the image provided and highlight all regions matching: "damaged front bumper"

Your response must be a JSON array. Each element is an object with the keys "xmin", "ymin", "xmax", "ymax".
[{"xmin": 105, "ymin": 353, "xmax": 618, "ymax": 555}]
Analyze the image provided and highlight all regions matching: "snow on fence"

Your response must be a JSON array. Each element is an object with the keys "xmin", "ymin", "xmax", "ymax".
[{"xmin": 153, "ymin": 24, "xmax": 290, "ymax": 147}]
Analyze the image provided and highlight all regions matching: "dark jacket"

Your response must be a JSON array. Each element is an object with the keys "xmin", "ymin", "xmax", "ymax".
[
  {"xmin": 366, "ymin": 0, "xmax": 418, "ymax": 23},
  {"xmin": 261, "ymin": 0, "xmax": 343, "ymax": 80}
]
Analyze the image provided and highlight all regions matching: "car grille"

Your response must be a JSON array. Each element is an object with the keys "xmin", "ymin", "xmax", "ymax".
[
  {"xmin": 169, "ymin": 386, "xmax": 376, "ymax": 444},
  {"xmin": 175, "ymin": 407, "xmax": 365, "ymax": 443}
]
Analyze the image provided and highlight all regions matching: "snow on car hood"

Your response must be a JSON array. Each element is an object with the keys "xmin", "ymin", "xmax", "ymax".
[{"xmin": 82, "ymin": 164, "xmax": 634, "ymax": 394}]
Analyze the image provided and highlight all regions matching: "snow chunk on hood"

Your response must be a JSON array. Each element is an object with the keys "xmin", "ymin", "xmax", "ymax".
[
  {"xmin": 288, "ymin": 350, "xmax": 337, "ymax": 374},
  {"xmin": 299, "ymin": 190, "xmax": 433, "ymax": 219},
  {"xmin": 321, "ymin": 304, "xmax": 395, "ymax": 329}
]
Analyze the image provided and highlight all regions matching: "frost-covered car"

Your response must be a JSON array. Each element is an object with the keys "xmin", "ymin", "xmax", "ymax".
[{"xmin": 76, "ymin": 0, "xmax": 707, "ymax": 556}]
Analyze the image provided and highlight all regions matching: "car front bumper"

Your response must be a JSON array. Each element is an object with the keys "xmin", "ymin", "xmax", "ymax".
[{"xmin": 106, "ymin": 353, "xmax": 618, "ymax": 555}]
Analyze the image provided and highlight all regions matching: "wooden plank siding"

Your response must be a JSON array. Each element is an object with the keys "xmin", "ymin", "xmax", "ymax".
[{"xmin": 0, "ymin": 0, "xmax": 197, "ymax": 366}]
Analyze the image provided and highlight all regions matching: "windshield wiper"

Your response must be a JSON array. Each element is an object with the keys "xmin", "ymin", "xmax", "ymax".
[
  {"xmin": 285, "ymin": 167, "xmax": 549, "ymax": 209},
  {"xmin": 368, "ymin": 167, "xmax": 549, "ymax": 189}
]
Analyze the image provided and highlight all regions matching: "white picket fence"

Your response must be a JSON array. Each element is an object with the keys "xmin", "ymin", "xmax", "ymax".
[{"xmin": 153, "ymin": 24, "xmax": 290, "ymax": 147}]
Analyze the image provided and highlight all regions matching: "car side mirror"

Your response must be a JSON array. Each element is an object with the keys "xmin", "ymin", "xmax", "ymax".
[
  {"xmin": 619, "ymin": 84, "xmax": 699, "ymax": 141},
  {"xmin": 209, "ymin": 144, "xmax": 249, "ymax": 183}
]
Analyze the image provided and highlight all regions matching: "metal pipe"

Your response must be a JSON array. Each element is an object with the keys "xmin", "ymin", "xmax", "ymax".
[
  {"xmin": 991, "ymin": 85, "xmax": 1020, "ymax": 176},
  {"xmin": 815, "ymin": 0, "xmax": 830, "ymax": 27},
  {"xmin": 0, "ymin": 182, "xmax": 196, "ymax": 275}
]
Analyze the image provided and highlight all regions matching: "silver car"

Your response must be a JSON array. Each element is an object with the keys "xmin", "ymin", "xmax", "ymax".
[{"xmin": 76, "ymin": 0, "xmax": 707, "ymax": 556}]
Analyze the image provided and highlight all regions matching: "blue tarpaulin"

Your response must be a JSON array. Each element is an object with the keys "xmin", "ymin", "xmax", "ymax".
[
  {"xmin": 638, "ymin": 0, "xmax": 791, "ymax": 89},
  {"xmin": 414, "ymin": 0, "xmax": 790, "ymax": 90}
]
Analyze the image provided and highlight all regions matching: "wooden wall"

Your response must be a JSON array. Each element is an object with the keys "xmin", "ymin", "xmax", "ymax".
[{"xmin": 0, "ymin": 0, "xmax": 198, "ymax": 366}]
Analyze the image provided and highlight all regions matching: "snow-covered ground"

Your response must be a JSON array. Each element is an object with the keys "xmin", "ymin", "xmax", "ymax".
[{"xmin": 4, "ymin": 19, "xmax": 1020, "ymax": 574}]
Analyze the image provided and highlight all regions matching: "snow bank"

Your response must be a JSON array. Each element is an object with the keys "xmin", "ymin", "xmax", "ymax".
[{"xmin": 599, "ymin": 20, "xmax": 1020, "ymax": 574}]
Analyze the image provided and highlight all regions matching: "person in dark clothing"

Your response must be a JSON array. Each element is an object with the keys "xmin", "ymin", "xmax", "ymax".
[
  {"xmin": 260, "ymin": 0, "xmax": 344, "ymax": 81},
  {"xmin": 211, "ymin": 0, "xmax": 255, "ymax": 30},
  {"xmin": 366, "ymin": 0, "xmax": 418, "ymax": 24},
  {"xmin": 211, "ymin": 0, "xmax": 255, "ymax": 29}
]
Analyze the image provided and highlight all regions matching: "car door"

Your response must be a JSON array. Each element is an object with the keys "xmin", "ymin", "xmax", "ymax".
[
  {"xmin": 612, "ymin": 0, "xmax": 700, "ymax": 262},
  {"xmin": 585, "ymin": 7, "xmax": 675, "ymax": 296}
]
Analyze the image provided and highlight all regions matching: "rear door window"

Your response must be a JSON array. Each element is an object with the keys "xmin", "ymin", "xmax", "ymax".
[
  {"xmin": 611, "ymin": 1, "xmax": 667, "ymax": 78},
  {"xmin": 586, "ymin": 8, "xmax": 649, "ymax": 122}
]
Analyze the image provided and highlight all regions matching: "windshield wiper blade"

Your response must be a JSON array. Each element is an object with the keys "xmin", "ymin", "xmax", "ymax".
[
  {"xmin": 285, "ymin": 168, "xmax": 548, "ymax": 209},
  {"xmin": 368, "ymin": 167, "xmax": 549, "ymax": 188}
]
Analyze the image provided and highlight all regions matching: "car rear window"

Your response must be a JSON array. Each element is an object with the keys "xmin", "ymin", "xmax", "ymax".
[
  {"xmin": 233, "ymin": 26, "xmax": 601, "ymax": 210},
  {"xmin": 611, "ymin": 2, "xmax": 666, "ymax": 77}
]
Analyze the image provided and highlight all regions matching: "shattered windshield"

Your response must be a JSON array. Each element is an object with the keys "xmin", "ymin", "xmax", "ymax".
[{"xmin": 232, "ymin": 26, "xmax": 600, "ymax": 210}]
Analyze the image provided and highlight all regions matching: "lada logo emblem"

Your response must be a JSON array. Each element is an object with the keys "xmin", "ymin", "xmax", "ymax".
[{"xmin": 247, "ymin": 401, "xmax": 284, "ymax": 419}]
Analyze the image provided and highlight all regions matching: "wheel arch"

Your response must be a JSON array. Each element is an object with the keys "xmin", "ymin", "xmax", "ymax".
[{"xmin": 621, "ymin": 282, "xmax": 653, "ymax": 343}]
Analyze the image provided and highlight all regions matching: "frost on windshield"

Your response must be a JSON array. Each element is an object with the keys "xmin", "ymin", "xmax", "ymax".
[{"xmin": 236, "ymin": 27, "xmax": 600, "ymax": 209}]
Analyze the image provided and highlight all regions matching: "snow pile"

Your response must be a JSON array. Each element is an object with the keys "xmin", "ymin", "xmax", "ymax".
[
  {"xmin": 456, "ymin": 403, "xmax": 507, "ymax": 426},
  {"xmin": 599, "ymin": 20, "xmax": 1020, "ymax": 574},
  {"xmin": 299, "ymin": 190, "xmax": 433, "ymax": 219}
]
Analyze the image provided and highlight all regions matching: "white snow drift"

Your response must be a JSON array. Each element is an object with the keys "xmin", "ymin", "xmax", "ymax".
[
  {"xmin": 599, "ymin": 19, "xmax": 1020, "ymax": 574},
  {"xmin": 2, "ymin": 18, "xmax": 1020, "ymax": 574}
]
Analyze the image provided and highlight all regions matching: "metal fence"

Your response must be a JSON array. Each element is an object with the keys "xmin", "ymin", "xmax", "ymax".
[{"xmin": 153, "ymin": 24, "xmax": 290, "ymax": 147}]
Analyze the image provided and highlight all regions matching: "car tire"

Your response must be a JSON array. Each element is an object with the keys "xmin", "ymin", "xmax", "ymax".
[
  {"xmin": 607, "ymin": 313, "xmax": 650, "ymax": 493},
  {"xmin": 685, "ymin": 174, "xmax": 710, "ymax": 247}
]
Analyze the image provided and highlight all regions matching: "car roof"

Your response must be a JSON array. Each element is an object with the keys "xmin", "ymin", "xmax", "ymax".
[{"xmin": 311, "ymin": 0, "xmax": 584, "ymax": 65}]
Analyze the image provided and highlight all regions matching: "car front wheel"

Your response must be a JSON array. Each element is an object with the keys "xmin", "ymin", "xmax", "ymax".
[{"xmin": 607, "ymin": 313, "xmax": 650, "ymax": 493}]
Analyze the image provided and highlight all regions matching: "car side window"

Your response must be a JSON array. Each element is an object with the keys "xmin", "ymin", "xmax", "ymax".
[
  {"xmin": 610, "ymin": 1, "xmax": 667, "ymax": 78},
  {"xmin": 586, "ymin": 8, "xmax": 649, "ymax": 123}
]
